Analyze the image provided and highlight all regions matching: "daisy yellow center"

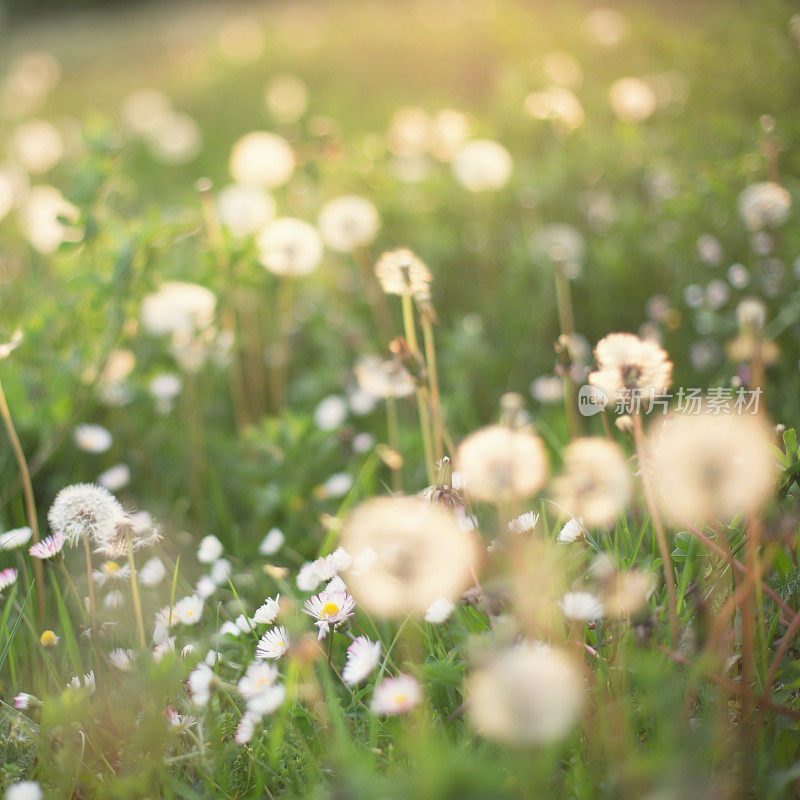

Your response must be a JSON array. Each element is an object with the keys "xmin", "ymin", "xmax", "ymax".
[
  {"xmin": 40, "ymin": 630, "xmax": 57, "ymax": 646},
  {"xmin": 393, "ymin": 693, "xmax": 407, "ymax": 706},
  {"xmin": 321, "ymin": 601, "xmax": 340, "ymax": 617},
  {"xmin": 105, "ymin": 561, "xmax": 120, "ymax": 574}
]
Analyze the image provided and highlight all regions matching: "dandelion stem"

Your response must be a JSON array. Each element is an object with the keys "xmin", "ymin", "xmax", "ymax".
[
  {"xmin": 0, "ymin": 377, "xmax": 46, "ymax": 625},
  {"xmin": 553, "ymin": 270, "xmax": 580, "ymax": 440},
  {"xmin": 198, "ymin": 181, "xmax": 250, "ymax": 430},
  {"xmin": 631, "ymin": 413, "xmax": 679, "ymax": 647},
  {"xmin": 272, "ymin": 277, "xmax": 295, "ymax": 413},
  {"xmin": 421, "ymin": 314, "xmax": 445, "ymax": 463},
  {"xmin": 354, "ymin": 248, "xmax": 394, "ymax": 345},
  {"xmin": 401, "ymin": 294, "xmax": 434, "ymax": 484},
  {"xmin": 125, "ymin": 535, "xmax": 147, "ymax": 651},
  {"xmin": 386, "ymin": 398, "xmax": 402, "ymax": 492},
  {"xmin": 83, "ymin": 536, "xmax": 104, "ymax": 689},
  {"xmin": 58, "ymin": 560, "xmax": 86, "ymax": 624}
]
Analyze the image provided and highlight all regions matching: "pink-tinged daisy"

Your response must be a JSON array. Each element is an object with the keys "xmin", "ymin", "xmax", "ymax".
[
  {"xmin": 29, "ymin": 531, "xmax": 66, "ymax": 560},
  {"xmin": 0, "ymin": 567, "xmax": 18, "ymax": 593},
  {"xmin": 302, "ymin": 588, "xmax": 356, "ymax": 639},
  {"xmin": 370, "ymin": 674, "xmax": 422, "ymax": 715},
  {"xmin": 342, "ymin": 636, "xmax": 381, "ymax": 686},
  {"xmin": 255, "ymin": 625, "xmax": 289, "ymax": 660},
  {"xmin": 13, "ymin": 692, "xmax": 37, "ymax": 710}
]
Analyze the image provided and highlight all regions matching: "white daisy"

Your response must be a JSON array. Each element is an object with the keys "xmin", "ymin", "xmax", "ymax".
[
  {"xmin": 303, "ymin": 588, "xmax": 356, "ymax": 639},
  {"xmin": 0, "ymin": 526, "xmax": 32, "ymax": 550},
  {"xmin": 424, "ymin": 596, "xmax": 456, "ymax": 624},
  {"xmin": 371, "ymin": 674, "xmax": 422, "ymax": 715},
  {"xmin": 253, "ymin": 595, "xmax": 281, "ymax": 625},
  {"xmin": 342, "ymin": 636, "xmax": 381, "ymax": 686},
  {"xmin": 73, "ymin": 423, "xmax": 113, "ymax": 453},
  {"xmin": 259, "ymin": 528, "xmax": 284, "ymax": 556},
  {"xmin": 173, "ymin": 595, "xmax": 203, "ymax": 626},
  {"xmin": 256, "ymin": 626, "xmax": 289, "ymax": 660},
  {"xmin": 197, "ymin": 535, "xmax": 224, "ymax": 564},
  {"xmin": 187, "ymin": 662, "xmax": 216, "ymax": 706},
  {"xmin": 560, "ymin": 591, "xmax": 604, "ymax": 621}
]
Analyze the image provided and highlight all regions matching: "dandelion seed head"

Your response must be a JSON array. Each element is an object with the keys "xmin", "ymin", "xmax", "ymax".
[
  {"xmin": 452, "ymin": 139, "xmax": 512, "ymax": 192},
  {"xmin": 229, "ymin": 131, "xmax": 295, "ymax": 188},
  {"xmin": 609, "ymin": 77, "xmax": 656, "ymax": 123},
  {"xmin": 552, "ymin": 437, "xmax": 631, "ymax": 527},
  {"xmin": 256, "ymin": 217, "xmax": 323, "ymax": 277},
  {"xmin": 48, "ymin": 483, "xmax": 126, "ymax": 548},
  {"xmin": 467, "ymin": 643, "xmax": 584, "ymax": 744},
  {"xmin": 649, "ymin": 412, "xmax": 775, "ymax": 525},
  {"xmin": 589, "ymin": 332, "xmax": 672, "ymax": 404},
  {"xmin": 374, "ymin": 248, "xmax": 432, "ymax": 296},
  {"xmin": 318, "ymin": 195, "xmax": 379, "ymax": 252},
  {"xmin": 342, "ymin": 496, "xmax": 476, "ymax": 618},
  {"xmin": 455, "ymin": 425, "xmax": 548, "ymax": 503}
]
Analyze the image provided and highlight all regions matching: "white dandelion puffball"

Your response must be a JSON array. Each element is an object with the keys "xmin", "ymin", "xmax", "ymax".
[
  {"xmin": 455, "ymin": 425, "xmax": 548, "ymax": 503},
  {"xmin": 530, "ymin": 223, "xmax": 585, "ymax": 279},
  {"xmin": 737, "ymin": 182, "xmax": 792, "ymax": 231},
  {"xmin": 354, "ymin": 355, "xmax": 415, "ymax": 399},
  {"xmin": 256, "ymin": 217, "xmax": 323, "ymax": 277},
  {"xmin": 609, "ymin": 78, "xmax": 656, "ymax": 123},
  {"xmin": 318, "ymin": 195, "xmax": 380, "ymax": 252},
  {"xmin": 120, "ymin": 88, "xmax": 172, "ymax": 136},
  {"xmin": 73, "ymin": 423, "xmax": 112, "ymax": 454},
  {"xmin": 524, "ymin": 87, "xmax": 585, "ymax": 132},
  {"xmin": 217, "ymin": 183, "xmax": 276, "ymax": 238},
  {"xmin": 588, "ymin": 332, "xmax": 672, "ymax": 404},
  {"xmin": 467, "ymin": 643, "xmax": 584, "ymax": 744},
  {"xmin": 265, "ymin": 73, "xmax": 309, "ymax": 123},
  {"xmin": 542, "ymin": 51, "xmax": 584, "ymax": 89},
  {"xmin": 374, "ymin": 248, "xmax": 432, "ymax": 296},
  {"xmin": 140, "ymin": 282, "xmax": 216, "ymax": 337},
  {"xmin": 12, "ymin": 119, "xmax": 63, "ymax": 174},
  {"xmin": 21, "ymin": 185, "xmax": 80, "ymax": 254},
  {"xmin": 452, "ymin": 139, "xmax": 512, "ymax": 192},
  {"xmin": 649, "ymin": 412, "xmax": 776, "ymax": 525},
  {"xmin": 583, "ymin": 7, "xmax": 627, "ymax": 48},
  {"xmin": 48, "ymin": 483, "xmax": 126, "ymax": 547},
  {"xmin": 342, "ymin": 496, "xmax": 477, "ymax": 618},
  {"xmin": 229, "ymin": 131, "xmax": 295, "ymax": 188},
  {"xmin": 145, "ymin": 111, "xmax": 202, "ymax": 165},
  {"xmin": 552, "ymin": 437, "xmax": 632, "ymax": 527}
]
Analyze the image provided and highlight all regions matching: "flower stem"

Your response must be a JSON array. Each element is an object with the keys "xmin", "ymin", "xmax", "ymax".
[
  {"xmin": 126, "ymin": 536, "xmax": 147, "ymax": 651},
  {"xmin": 0, "ymin": 377, "xmax": 46, "ymax": 625},
  {"xmin": 401, "ymin": 294, "xmax": 434, "ymax": 484},
  {"xmin": 386, "ymin": 398, "xmax": 402, "ymax": 493},
  {"xmin": 631, "ymin": 413, "xmax": 679, "ymax": 647},
  {"xmin": 59, "ymin": 560, "xmax": 86, "ymax": 624},
  {"xmin": 421, "ymin": 314, "xmax": 445, "ymax": 463}
]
